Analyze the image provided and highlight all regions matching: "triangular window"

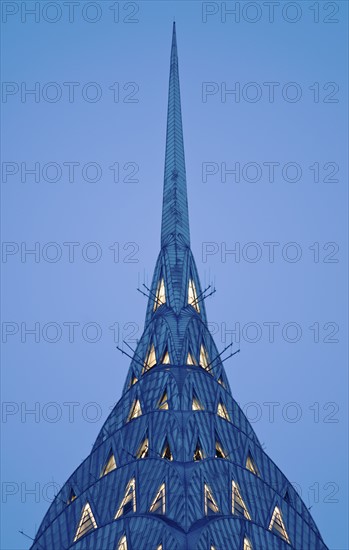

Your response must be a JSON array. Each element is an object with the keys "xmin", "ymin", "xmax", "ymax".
[
  {"xmin": 156, "ymin": 546, "xmax": 163, "ymax": 550},
  {"xmin": 187, "ymin": 351, "xmax": 196, "ymax": 365},
  {"xmin": 217, "ymin": 401, "xmax": 230, "ymax": 421},
  {"xmin": 67, "ymin": 487, "xmax": 76, "ymax": 504},
  {"xmin": 161, "ymin": 438, "xmax": 173, "ymax": 460},
  {"xmin": 284, "ymin": 490, "xmax": 290, "ymax": 504},
  {"xmin": 217, "ymin": 376, "xmax": 225, "ymax": 387},
  {"xmin": 215, "ymin": 439, "xmax": 227, "ymax": 459},
  {"xmin": 268, "ymin": 506, "xmax": 290, "ymax": 543},
  {"xmin": 246, "ymin": 452, "xmax": 259, "ymax": 476},
  {"xmin": 161, "ymin": 348, "xmax": 170, "ymax": 364},
  {"xmin": 127, "ymin": 399, "xmax": 142, "ymax": 422},
  {"xmin": 101, "ymin": 450, "xmax": 117, "ymax": 476},
  {"xmin": 192, "ymin": 391, "xmax": 204, "ymax": 411},
  {"xmin": 136, "ymin": 436, "xmax": 149, "ymax": 459},
  {"xmin": 204, "ymin": 483, "xmax": 219, "ymax": 515},
  {"xmin": 74, "ymin": 502, "xmax": 97, "ymax": 541},
  {"xmin": 149, "ymin": 483, "xmax": 166, "ymax": 514},
  {"xmin": 232, "ymin": 481, "xmax": 251, "ymax": 519},
  {"xmin": 117, "ymin": 535, "xmax": 128, "ymax": 550},
  {"xmin": 115, "ymin": 478, "xmax": 136, "ymax": 518},
  {"xmin": 129, "ymin": 375, "xmax": 138, "ymax": 387},
  {"xmin": 199, "ymin": 344, "xmax": 209, "ymax": 370},
  {"xmin": 144, "ymin": 344, "xmax": 156, "ymax": 372},
  {"xmin": 154, "ymin": 277, "xmax": 166, "ymax": 311},
  {"xmin": 244, "ymin": 537, "xmax": 253, "ymax": 550},
  {"xmin": 193, "ymin": 439, "xmax": 204, "ymax": 461},
  {"xmin": 188, "ymin": 278, "xmax": 200, "ymax": 312},
  {"xmin": 158, "ymin": 390, "xmax": 169, "ymax": 410}
]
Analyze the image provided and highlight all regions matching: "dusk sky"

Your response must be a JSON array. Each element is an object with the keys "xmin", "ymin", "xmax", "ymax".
[{"xmin": 1, "ymin": 1, "xmax": 348, "ymax": 549}]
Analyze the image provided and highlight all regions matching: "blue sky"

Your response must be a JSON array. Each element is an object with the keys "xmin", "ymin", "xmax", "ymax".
[{"xmin": 1, "ymin": 1, "xmax": 348, "ymax": 549}]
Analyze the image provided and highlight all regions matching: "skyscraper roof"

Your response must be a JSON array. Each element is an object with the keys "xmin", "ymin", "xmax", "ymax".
[{"xmin": 30, "ymin": 24, "xmax": 328, "ymax": 550}]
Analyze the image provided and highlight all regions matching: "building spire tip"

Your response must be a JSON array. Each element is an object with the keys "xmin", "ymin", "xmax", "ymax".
[{"xmin": 161, "ymin": 17, "xmax": 190, "ymax": 248}]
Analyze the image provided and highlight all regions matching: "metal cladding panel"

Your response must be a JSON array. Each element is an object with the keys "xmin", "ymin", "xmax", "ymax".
[{"xmin": 31, "ymin": 23, "xmax": 327, "ymax": 550}]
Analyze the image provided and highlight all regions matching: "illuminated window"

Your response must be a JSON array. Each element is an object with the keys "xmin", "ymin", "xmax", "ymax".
[
  {"xmin": 115, "ymin": 478, "xmax": 136, "ymax": 518},
  {"xmin": 101, "ymin": 450, "xmax": 117, "ymax": 476},
  {"xmin": 74, "ymin": 502, "xmax": 97, "ymax": 541},
  {"xmin": 154, "ymin": 278, "xmax": 166, "ymax": 311},
  {"xmin": 187, "ymin": 352, "xmax": 196, "ymax": 365},
  {"xmin": 210, "ymin": 547, "xmax": 217, "ymax": 550},
  {"xmin": 161, "ymin": 348, "xmax": 170, "ymax": 364},
  {"xmin": 268, "ymin": 506, "xmax": 290, "ymax": 544},
  {"xmin": 188, "ymin": 278, "xmax": 200, "ymax": 312},
  {"xmin": 136, "ymin": 437, "xmax": 149, "ymax": 459},
  {"xmin": 130, "ymin": 375, "xmax": 138, "ymax": 387},
  {"xmin": 127, "ymin": 399, "xmax": 142, "ymax": 422},
  {"xmin": 67, "ymin": 488, "xmax": 76, "ymax": 504},
  {"xmin": 192, "ymin": 392, "xmax": 204, "ymax": 411},
  {"xmin": 117, "ymin": 535, "xmax": 128, "ymax": 550},
  {"xmin": 158, "ymin": 390, "xmax": 169, "ymax": 410},
  {"xmin": 199, "ymin": 345, "xmax": 209, "ymax": 370},
  {"xmin": 232, "ymin": 481, "xmax": 251, "ymax": 519},
  {"xmin": 244, "ymin": 537, "xmax": 253, "ymax": 550},
  {"xmin": 149, "ymin": 483, "xmax": 166, "ymax": 514},
  {"xmin": 144, "ymin": 344, "xmax": 157, "ymax": 372},
  {"xmin": 156, "ymin": 546, "xmax": 163, "ymax": 550},
  {"xmin": 217, "ymin": 402, "xmax": 230, "ymax": 421},
  {"xmin": 246, "ymin": 453, "xmax": 259, "ymax": 476},
  {"xmin": 161, "ymin": 438, "xmax": 173, "ymax": 460},
  {"xmin": 215, "ymin": 439, "xmax": 227, "ymax": 459},
  {"xmin": 204, "ymin": 483, "xmax": 219, "ymax": 515},
  {"xmin": 193, "ymin": 439, "xmax": 204, "ymax": 461},
  {"xmin": 217, "ymin": 376, "xmax": 225, "ymax": 387}
]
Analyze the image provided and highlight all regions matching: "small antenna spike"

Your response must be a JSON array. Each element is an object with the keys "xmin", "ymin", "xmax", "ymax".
[
  {"xmin": 143, "ymin": 283, "xmax": 163, "ymax": 307},
  {"xmin": 191, "ymin": 285, "xmax": 211, "ymax": 306},
  {"xmin": 207, "ymin": 348, "xmax": 240, "ymax": 373},
  {"xmin": 19, "ymin": 530, "xmax": 34, "ymax": 541},
  {"xmin": 116, "ymin": 345, "xmax": 146, "ymax": 371},
  {"xmin": 123, "ymin": 340, "xmax": 144, "ymax": 365}
]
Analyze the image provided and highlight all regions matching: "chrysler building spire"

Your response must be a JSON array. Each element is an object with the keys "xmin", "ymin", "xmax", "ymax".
[
  {"xmin": 30, "ymin": 25, "xmax": 328, "ymax": 550},
  {"xmin": 161, "ymin": 22, "xmax": 190, "ymax": 248}
]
